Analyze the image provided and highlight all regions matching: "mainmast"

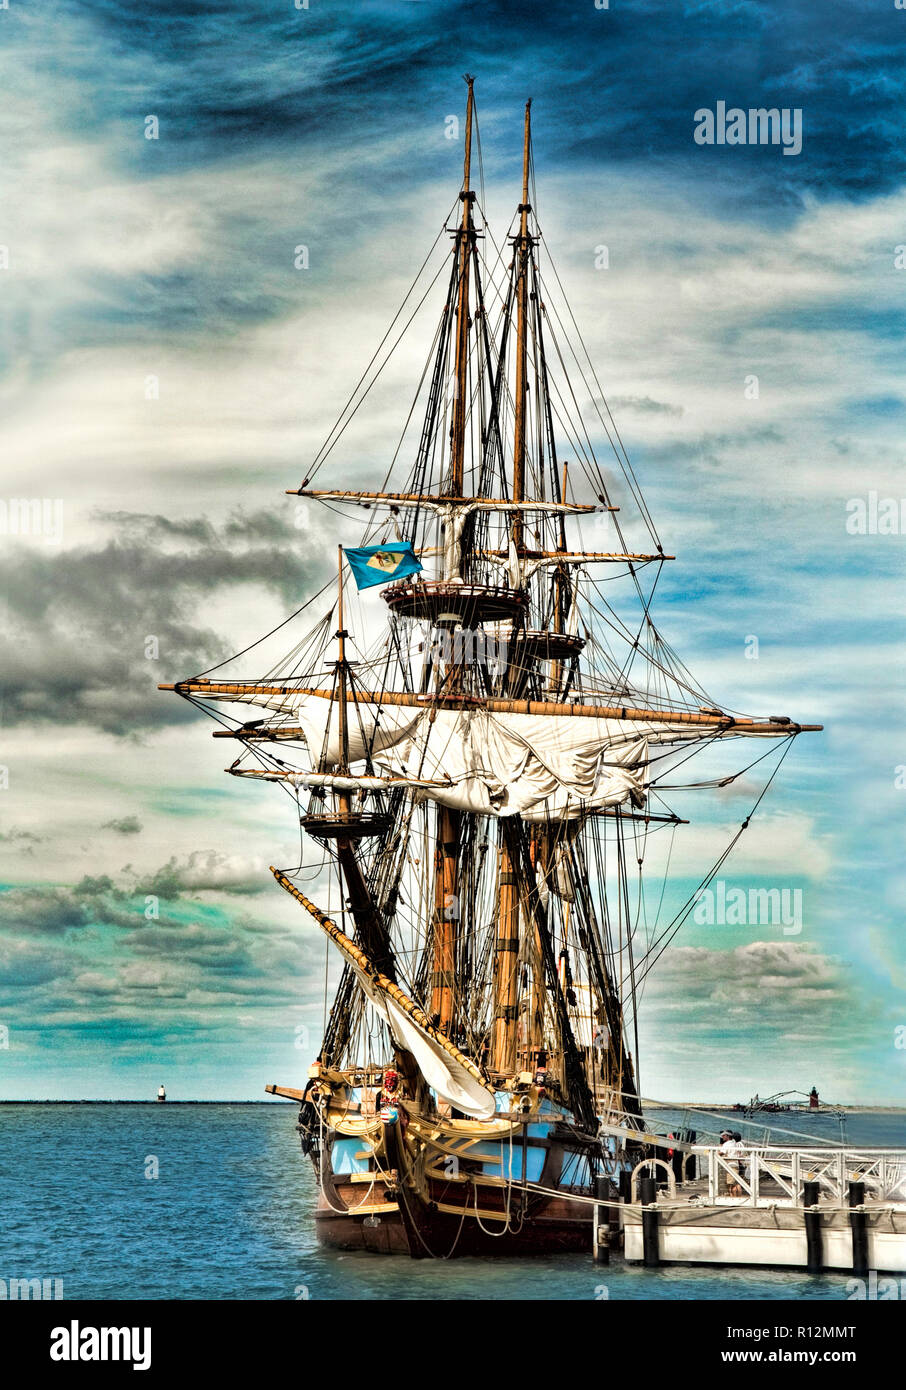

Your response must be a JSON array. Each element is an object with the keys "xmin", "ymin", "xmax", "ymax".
[
  {"xmin": 431, "ymin": 76, "xmax": 474, "ymax": 1035},
  {"xmin": 490, "ymin": 100, "xmax": 533, "ymax": 1080}
]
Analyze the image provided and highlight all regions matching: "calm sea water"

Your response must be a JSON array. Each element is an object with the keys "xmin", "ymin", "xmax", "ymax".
[{"xmin": 1, "ymin": 1103, "xmax": 902, "ymax": 1301}]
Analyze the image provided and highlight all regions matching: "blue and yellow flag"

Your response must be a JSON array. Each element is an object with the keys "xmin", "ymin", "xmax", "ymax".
[{"xmin": 343, "ymin": 542, "xmax": 422, "ymax": 590}]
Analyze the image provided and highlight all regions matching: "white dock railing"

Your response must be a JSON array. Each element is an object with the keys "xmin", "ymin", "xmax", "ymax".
[{"xmin": 693, "ymin": 1145, "xmax": 906, "ymax": 1206}]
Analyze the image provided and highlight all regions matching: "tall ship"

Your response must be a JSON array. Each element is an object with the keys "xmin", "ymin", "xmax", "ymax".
[{"xmin": 162, "ymin": 81, "xmax": 820, "ymax": 1257}]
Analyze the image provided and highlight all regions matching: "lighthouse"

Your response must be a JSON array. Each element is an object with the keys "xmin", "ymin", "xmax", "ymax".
[{"xmin": 157, "ymin": 1084, "xmax": 166, "ymax": 1103}]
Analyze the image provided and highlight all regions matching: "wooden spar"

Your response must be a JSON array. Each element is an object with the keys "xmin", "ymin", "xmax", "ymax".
[
  {"xmin": 431, "ymin": 78, "xmax": 474, "ymax": 1031},
  {"xmin": 593, "ymin": 808, "xmax": 687, "ymax": 825},
  {"xmin": 226, "ymin": 769, "xmax": 452, "ymax": 789},
  {"xmin": 285, "ymin": 488, "xmax": 608, "ymax": 511},
  {"xmin": 270, "ymin": 866, "xmax": 493, "ymax": 1094},
  {"xmin": 422, "ymin": 547, "xmax": 669, "ymax": 558},
  {"xmin": 213, "ymin": 713, "xmax": 818, "ymax": 736},
  {"xmin": 468, "ymin": 548, "xmax": 674, "ymax": 562},
  {"xmin": 511, "ymin": 98, "xmax": 532, "ymax": 550},
  {"xmin": 164, "ymin": 681, "xmax": 823, "ymax": 734},
  {"xmin": 229, "ymin": 767, "xmax": 687, "ymax": 822},
  {"xmin": 264, "ymin": 1083, "xmax": 305, "ymax": 1102}
]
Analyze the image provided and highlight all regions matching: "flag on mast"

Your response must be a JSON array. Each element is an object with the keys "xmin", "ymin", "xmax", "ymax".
[{"xmin": 343, "ymin": 543, "xmax": 422, "ymax": 590}]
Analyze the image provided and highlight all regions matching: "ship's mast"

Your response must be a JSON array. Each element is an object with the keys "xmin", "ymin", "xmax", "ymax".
[
  {"xmin": 328, "ymin": 546, "xmax": 399, "ymax": 982},
  {"xmin": 511, "ymin": 99, "xmax": 532, "ymax": 545},
  {"xmin": 448, "ymin": 75, "xmax": 474, "ymax": 503},
  {"xmin": 490, "ymin": 100, "xmax": 533, "ymax": 1079},
  {"xmin": 335, "ymin": 545, "xmax": 350, "ymax": 776},
  {"xmin": 431, "ymin": 76, "xmax": 474, "ymax": 1035}
]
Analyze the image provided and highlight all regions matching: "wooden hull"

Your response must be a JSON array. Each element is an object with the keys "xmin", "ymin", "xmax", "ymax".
[
  {"xmin": 315, "ymin": 1174, "xmax": 605, "ymax": 1257},
  {"xmin": 312, "ymin": 1111, "xmax": 616, "ymax": 1258}
]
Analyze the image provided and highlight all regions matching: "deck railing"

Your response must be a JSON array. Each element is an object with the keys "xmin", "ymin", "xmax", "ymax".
[{"xmin": 692, "ymin": 1145, "xmax": 906, "ymax": 1206}]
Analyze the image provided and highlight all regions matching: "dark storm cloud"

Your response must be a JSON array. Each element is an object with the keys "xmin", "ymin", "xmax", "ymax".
[
  {"xmin": 0, "ymin": 873, "xmax": 158, "ymax": 939},
  {"xmin": 0, "ymin": 509, "xmax": 326, "ymax": 735},
  {"xmin": 120, "ymin": 922, "xmax": 255, "ymax": 972},
  {"xmin": 0, "ymin": 885, "xmax": 95, "ymax": 936}
]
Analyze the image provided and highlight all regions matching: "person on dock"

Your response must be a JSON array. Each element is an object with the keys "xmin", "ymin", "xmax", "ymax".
[
  {"xmin": 719, "ymin": 1130, "xmax": 743, "ymax": 1197},
  {"xmin": 722, "ymin": 1132, "xmax": 745, "ymax": 1198},
  {"xmin": 718, "ymin": 1130, "xmax": 731, "ymax": 1193},
  {"xmin": 732, "ymin": 1131, "xmax": 748, "ymax": 1196}
]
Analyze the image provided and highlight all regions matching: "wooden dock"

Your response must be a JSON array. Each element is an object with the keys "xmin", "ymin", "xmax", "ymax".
[{"xmin": 620, "ymin": 1145, "xmax": 906, "ymax": 1273}]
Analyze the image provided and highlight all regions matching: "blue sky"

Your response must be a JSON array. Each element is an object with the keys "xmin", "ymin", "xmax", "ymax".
[{"xmin": 1, "ymin": 0, "xmax": 904, "ymax": 1103}]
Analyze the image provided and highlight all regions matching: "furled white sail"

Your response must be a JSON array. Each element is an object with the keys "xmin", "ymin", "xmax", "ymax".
[
  {"xmin": 381, "ymin": 997, "xmax": 497, "ymax": 1120},
  {"xmin": 266, "ymin": 697, "xmax": 721, "ymax": 820},
  {"xmin": 230, "ymin": 769, "xmax": 449, "ymax": 791},
  {"xmin": 332, "ymin": 948, "xmax": 497, "ymax": 1120}
]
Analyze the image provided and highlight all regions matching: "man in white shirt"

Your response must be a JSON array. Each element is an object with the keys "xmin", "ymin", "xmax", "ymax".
[
  {"xmin": 718, "ymin": 1130, "xmax": 741, "ymax": 1197},
  {"xmin": 720, "ymin": 1130, "xmax": 746, "ymax": 1197}
]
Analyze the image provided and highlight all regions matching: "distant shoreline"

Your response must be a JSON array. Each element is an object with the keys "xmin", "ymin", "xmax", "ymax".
[{"xmin": 644, "ymin": 1103, "xmax": 906, "ymax": 1114}]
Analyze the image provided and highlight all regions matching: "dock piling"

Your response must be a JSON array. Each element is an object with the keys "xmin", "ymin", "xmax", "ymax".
[
  {"xmin": 849, "ymin": 1180, "xmax": 869, "ymax": 1274},
  {"xmin": 803, "ymin": 1179, "xmax": 823, "ymax": 1271},
  {"xmin": 639, "ymin": 1174, "xmax": 660, "ymax": 1266},
  {"xmin": 593, "ymin": 1175, "xmax": 611, "ymax": 1264}
]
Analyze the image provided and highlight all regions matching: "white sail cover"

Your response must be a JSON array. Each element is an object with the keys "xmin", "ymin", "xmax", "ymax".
[
  {"xmin": 334, "ymin": 949, "xmax": 497, "ymax": 1120},
  {"xmin": 252, "ymin": 695, "xmax": 721, "ymax": 821},
  {"xmin": 381, "ymin": 996, "xmax": 497, "ymax": 1120}
]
